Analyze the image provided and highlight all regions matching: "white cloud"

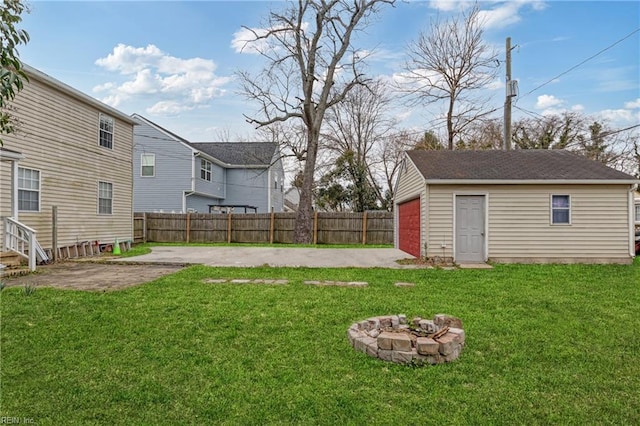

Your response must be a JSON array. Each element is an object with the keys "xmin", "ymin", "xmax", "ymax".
[
  {"xmin": 477, "ymin": 3, "xmax": 522, "ymax": 29},
  {"xmin": 93, "ymin": 44, "xmax": 231, "ymax": 113},
  {"xmin": 598, "ymin": 108, "xmax": 640, "ymax": 124},
  {"xmin": 95, "ymin": 44, "xmax": 164, "ymax": 75},
  {"xmin": 428, "ymin": 0, "xmax": 466, "ymax": 12},
  {"xmin": 146, "ymin": 100, "xmax": 195, "ymax": 116},
  {"xmin": 428, "ymin": 1, "xmax": 547, "ymax": 30},
  {"xmin": 625, "ymin": 98, "xmax": 640, "ymax": 109},
  {"xmin": 535, "ymin": 94, "xmax": 564, "ymax": 110},
  {"xmin": 231, "ymin": 27, "xmax": 271, "ymax": 54}
]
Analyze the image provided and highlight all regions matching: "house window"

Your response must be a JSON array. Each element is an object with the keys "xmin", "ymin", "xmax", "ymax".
[
  {"xmin": 635, "ymin": 203, "xmax": 640, "ymax": 224},
  {"xmin": 99, "ymin": 114, "xmax": 114, "ymax": 149},
  {"xmin": 200, "ymin": 158, "xmax": 212, "ymax": 181},
  {"xmin": 98, "ymin": 181, "xmax": 113, "ymax": 215},
  {"xmin": 141, "ymin": 153, "xmax": 155, "ymax": 177},
  {"xmin": 18, "ymin": 167, "xmax": 40, "ymax": 212},
  {"xmin": 551, "ymin": 195, "xmax": 570, "ymax": 224}
]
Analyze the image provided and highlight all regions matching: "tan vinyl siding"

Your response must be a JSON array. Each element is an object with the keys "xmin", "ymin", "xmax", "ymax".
[
  {"xmin": 427, "ymin": 184, "xmax": 632, "ymax": 262},
  {"xmin": 394, "ymin": 158, "xmax": 426, "ymax": 255},
  {"xmin": 0, "ymin": 75, "xmax": 134, "ymax": 249},
  {"xmin": 426, "ymin": 187, "xmax": 455, "ymax": 260}
]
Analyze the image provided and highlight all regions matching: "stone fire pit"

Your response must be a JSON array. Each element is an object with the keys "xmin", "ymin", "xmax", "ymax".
[{"xmin": 347, "ymin": 314, "xmax": 465, "ymax": 365}]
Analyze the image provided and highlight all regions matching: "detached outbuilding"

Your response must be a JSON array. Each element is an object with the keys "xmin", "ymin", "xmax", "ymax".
[{"xmin": 394, "ymin": 150, "xmax": 638, "ymax": 264}]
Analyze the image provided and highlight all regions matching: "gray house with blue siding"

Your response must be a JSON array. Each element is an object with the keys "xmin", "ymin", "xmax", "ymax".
[{"xmin": 132, "ymin": 114, "xmax": 284, "ymax": 213}]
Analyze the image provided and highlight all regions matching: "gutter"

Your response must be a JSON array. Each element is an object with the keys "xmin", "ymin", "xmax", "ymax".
[{"xmin": 424, "ymin": 179, "xmax": 640, "ymax": 185}]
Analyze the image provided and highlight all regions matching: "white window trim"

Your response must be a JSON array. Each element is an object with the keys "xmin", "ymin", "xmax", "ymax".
[
  {"xmin": 99, "ymin": 113, "xmax": 114, "ymax": 150},
  {"xmin": 141, "ymin": 153, "xmax": 155, "ymax": 177},
  {"xmin": 200, "ymin": 158, "xmax": 212, "ymax": 182},
  {"xmin": 550, "ymin": 194, "xmax": 571, "ymax": 225},
  {"xmin": 634, "ymin": 202, "xmax": 640, "ymax": 224},
  {"xmin": 98, "ymin": 181, "xmax": 113, "ymax": 215},
  {"xmin": 18, "ymin": 166, "xmax": 41, "ymax": 213}
]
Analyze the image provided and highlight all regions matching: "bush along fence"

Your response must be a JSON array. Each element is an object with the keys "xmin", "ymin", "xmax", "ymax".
[{"xmin": 134, "ymin": 211, "xmax": 393, "ymax": 245}]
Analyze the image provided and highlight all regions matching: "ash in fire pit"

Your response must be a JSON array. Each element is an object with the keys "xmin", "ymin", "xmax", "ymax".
[{"xmin": 346, "ymin": 314, "xmax": 465, "ymax": 365}]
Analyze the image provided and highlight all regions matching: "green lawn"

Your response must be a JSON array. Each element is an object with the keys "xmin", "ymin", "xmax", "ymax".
[{"xmin": 1, "ymin": 259, "xmax": 638, "ymax": 424}]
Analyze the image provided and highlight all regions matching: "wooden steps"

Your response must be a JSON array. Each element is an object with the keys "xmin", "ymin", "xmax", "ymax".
[{"xmin": 1, "ymin": 251, "xmax": 30, "ymax": 278}]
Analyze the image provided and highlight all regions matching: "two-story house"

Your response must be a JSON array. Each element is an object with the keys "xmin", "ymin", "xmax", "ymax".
[
  {"xmin": 0, "ymin": 65, "xmax": 136, "ymax": 268},
  {"xmin": 132, "ymin": 114, "xmax": 284, "ymax": 213}
]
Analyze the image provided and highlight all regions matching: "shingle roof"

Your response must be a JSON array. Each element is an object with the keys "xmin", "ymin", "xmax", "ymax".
[
  {"xmin": 190, "ymin": 142, "xmax": 277, "ymax": 166},
  {"xmin": 406, "ymin": 150, "xmax": 637, "ymax": 182}
]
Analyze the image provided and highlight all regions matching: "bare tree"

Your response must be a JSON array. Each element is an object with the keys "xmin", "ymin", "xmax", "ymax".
[
  {"xmin": 401, "ymin": 5, "xmax": 498, "ymax": 149},
  {"xmin": 576, "ymin": 121, "xmax": 639, "ymax": 175},
  {"xmin": 457, "ymin": 118, "xmax": 503, "ymax": 150},
  {"xmin": 237, "ymin": 0, "xmax": 395, "ymax": 243},
  {"xmin": 376, "ymin": 129, "xmax": 419, "ymax": 210},
  {"xmin": 322, "ymin": 79, "xmax": 395, "ymax": 210},
  {"xmin": 513, "ymin": 112, "xmax": 584, "ymax": 150}
]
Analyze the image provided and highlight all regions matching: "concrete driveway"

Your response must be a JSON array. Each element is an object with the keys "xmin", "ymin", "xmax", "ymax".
[{"xmin": 116, "ymin": 246, "xmax": 418, "ymax": 268}]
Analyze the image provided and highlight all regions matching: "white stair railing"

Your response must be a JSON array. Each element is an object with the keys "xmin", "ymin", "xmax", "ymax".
[{"xmin": 3, "ymin": 217, "xmax": 45, "ymax": 271}]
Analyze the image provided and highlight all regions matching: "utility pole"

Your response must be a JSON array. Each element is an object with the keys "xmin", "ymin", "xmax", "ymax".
[{"xmin": 504, "ymin": 37, "xmax": 514, "ymax": 150}]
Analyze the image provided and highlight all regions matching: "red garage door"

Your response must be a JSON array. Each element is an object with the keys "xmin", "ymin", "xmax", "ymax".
[{"xmin": 398, "ymin": 198, "xmax": 421, "ymax": 258}]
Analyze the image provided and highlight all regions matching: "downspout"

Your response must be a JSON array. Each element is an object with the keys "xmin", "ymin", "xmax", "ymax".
[{"xmin": 184, "ymin": 151, "xmax": 197, "ymax": 213}]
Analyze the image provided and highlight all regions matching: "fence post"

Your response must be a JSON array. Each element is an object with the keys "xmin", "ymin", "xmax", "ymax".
[
  {"xmin": 186, "ymin": 212, "xmax": 191, "ymax": 243},
  {"xmin": 362, "ymin": 211, "xmax": 368, "ymax": 245},
  {"xmin": 270, "ymin": 210, "xmax": 275, "ymax": 244},
  {"xmin": 52, "ymin": 206, "xmax": 58, "ymax": 262},
  {"xmin": 143, "ymin": 212, "xmax": 147, "ymax": 243},
  {"xmin": 313, "ymin": 211, "xmax": 318, "ymax": 245},
  {"xmin": 227, "ymin": 212, "xmax": 232, "ymax": 243}
]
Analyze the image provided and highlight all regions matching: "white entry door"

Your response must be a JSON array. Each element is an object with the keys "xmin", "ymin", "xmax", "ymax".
[{"xmin": 455, "ymin": 195, "xmax": 485, "ymax": 263}]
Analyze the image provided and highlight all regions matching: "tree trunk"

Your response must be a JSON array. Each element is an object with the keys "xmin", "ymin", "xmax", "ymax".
[
  {"xmin": 447, "ymin": 99, "xmax": 455, "ymax": 150},
  {"xmin": 293, "ymin": 127, "xmax": 320, "ymax": 243}
]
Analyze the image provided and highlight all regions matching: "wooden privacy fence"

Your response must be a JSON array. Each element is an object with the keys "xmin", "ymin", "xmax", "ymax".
[{"xmin": 134, "ymin": 211, "xmax": 394, "ymax": 245}]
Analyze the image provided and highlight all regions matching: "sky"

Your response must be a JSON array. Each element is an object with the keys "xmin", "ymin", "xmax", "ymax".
[{"xmin": 18, "ymin": 0, "xmax": 640, "ymax": 142}]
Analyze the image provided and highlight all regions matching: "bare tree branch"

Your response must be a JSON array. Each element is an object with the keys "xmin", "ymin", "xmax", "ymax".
[
  {"xmin": 236, "ymin": 0, "xmax": 395, "ymax": 242},
  {"xmin": 399, "ymin": 4, "xmax": 498, "ymax": 149}
]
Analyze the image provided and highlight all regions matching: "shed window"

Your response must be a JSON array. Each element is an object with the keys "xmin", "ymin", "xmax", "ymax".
[
  {"xmin": 551, "ymin": 195, "xmax": 570, "ymax": 225},
  {"xmin": 98, "ymin": 181, "xmax": 113, "ymax": 215},
  {"xmin": 99, "ymin": 114, "xmax": 114, "ymax": 149},
  {"xmin": 200, "ymin": 159, "xmax": 212, "ymax": 181},
  {"xmin": 18, "ymin": 167, "xmax": 40, "ymax": 212},
  {"xmin": 141, "ymin": 154, "xmax": 155, "ymax": 177}
]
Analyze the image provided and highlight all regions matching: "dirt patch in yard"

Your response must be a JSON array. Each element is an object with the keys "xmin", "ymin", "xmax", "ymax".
[{"xmin": 1, "ymin": 261, "xmax": 185, "ymax": 291}]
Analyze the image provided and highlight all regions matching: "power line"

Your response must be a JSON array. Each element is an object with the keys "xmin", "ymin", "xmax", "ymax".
[{"xmin": 520, "ymin": 28, "xmax": 640, "ymax": 99}]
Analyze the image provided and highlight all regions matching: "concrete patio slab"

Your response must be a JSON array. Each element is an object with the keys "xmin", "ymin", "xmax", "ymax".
[{"xmin": 116, "ymin": 246, "xmax": 419, "ymax": 269}]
